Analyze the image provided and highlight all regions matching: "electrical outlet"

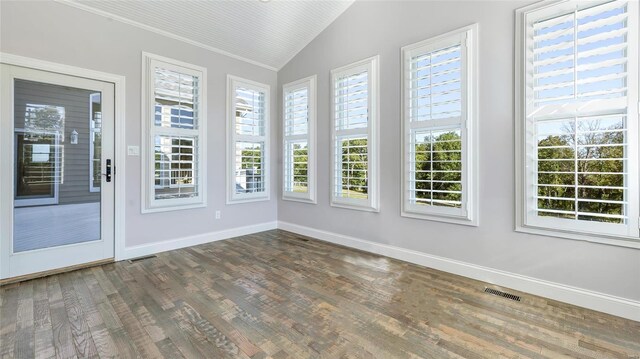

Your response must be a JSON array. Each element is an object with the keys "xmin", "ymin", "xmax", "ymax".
[
  {"xmin": 127, "ymin": 145, "xmax": 140, "ymax": 156},
  {"xmin": 215, "ymin": 210, "xmax": 221, "ymax": 220}
]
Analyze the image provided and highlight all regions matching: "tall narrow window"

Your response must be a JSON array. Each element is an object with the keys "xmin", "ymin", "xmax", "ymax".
[
  {"xmin": 89, "ymin": 93, "xmax": 101, "ymax": 193},
  {"xmin": 330, "ymin": 56, "xmax": 379, "ymax": 211},
  {"xmin": 516, "ymin": 0, "xmax": 639, "ymax": 243},
  {"xmin": 227, "ymin": 75, "xmax": 270, "ymax": 203},
  {"xmin": 401, "ymin": 25, "xmax": 478, "ymax": 225},
  {"xmin": 142, "ymin": 53, "xmax": 207, "ymax": 212},
  {"xmin": 283, "ymin": 75, "xmax": 316, "ymax": 203}
]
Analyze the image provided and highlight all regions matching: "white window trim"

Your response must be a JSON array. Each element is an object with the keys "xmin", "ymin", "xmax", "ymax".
[
  {"xmin": 227, "ymin": 75, "xmax": 271, "ymax": 204},
  {"xmin": 282, "ymin": 75, "xmax": 317, "ymax": 204},
  {"xmin": 330, "ymin": 56, "xmax": 380, "ymax": 212},
  {"xmin": 141, "ymin": 52, "xmax": 207, "ymax": 213},
  {"xmin": 515, "ymin": 1, "xmax": 640, "ymax": 249},
  {"xmin": 89, "ymin": 93, "xmax": 101, "ymax": 193},
  {"xmin": 400, "ymin": 24, "xmax": 479, "ymax": 226}
]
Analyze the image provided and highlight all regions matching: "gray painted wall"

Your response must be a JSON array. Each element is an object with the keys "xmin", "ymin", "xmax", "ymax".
[
  {"xmin": 14, "ymin": 80, "xmax": 100, "ymax": 205},
  {"xmin": 1, "ymin": 1, "xmax": 278, "ymax": 247},
  {"xmin": 277, "ymin": 1, "xmax": 640, "ymax": 301}
]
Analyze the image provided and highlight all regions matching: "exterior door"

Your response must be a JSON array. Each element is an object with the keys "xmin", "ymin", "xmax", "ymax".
[{"xmin": 0, "ymin": 64, "xmax": 115, "ymax": 279}]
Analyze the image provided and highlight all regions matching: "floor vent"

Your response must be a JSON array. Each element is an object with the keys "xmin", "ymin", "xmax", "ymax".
[
  {"xmin": 484, "ymin": 287, "xmax": 521, "ymax": 302},
  {"xmin": 128, "ymin": 255, "xmax": 157, "ymax": 263}
]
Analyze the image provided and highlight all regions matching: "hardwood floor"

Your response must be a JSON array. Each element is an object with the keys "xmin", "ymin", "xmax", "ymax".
[{"xmin": 1, "ymin": 229, "xmax": 639, "ymax": 358}]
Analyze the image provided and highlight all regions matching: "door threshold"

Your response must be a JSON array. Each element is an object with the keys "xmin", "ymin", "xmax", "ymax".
[{"xmin": 0, "ymin": 258, "xmax": 114, "ymax": 286}]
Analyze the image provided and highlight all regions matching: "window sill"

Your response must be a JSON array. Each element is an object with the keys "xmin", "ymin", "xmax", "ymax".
[
  {"xmin": 227, "ymin": 195, "xmax": 270, "ymax": 205},
  {"xmin": 515, "ymin": 224, "xmax": 640, "ymax": 249},
  {"xmin": 141, "ymin": 202, "xmax": 207, "ymax": 214},
  {"xmin": 401, "ymin": 210, "xmax": 478, "ymax": 227},
  {"xmin": 330, "ymin": 201, "xmax": 379, "ymax": 213},
  {"xmin": 282, "ymin": 195, "xmax": 316, "ymax": 204}
]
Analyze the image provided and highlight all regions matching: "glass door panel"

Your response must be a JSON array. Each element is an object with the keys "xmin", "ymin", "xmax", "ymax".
[{"xmin": 12, "ymin": 79, "xmax": 102, "ymax": 253}]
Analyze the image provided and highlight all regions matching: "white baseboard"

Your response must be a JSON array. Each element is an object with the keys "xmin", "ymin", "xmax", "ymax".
[
  {"xmin": 121, "ymin": 221, "xmax": 278, "ymax": 260},
  {"xmin": 277, "ymin": 221, "xmax": 640, "ymax": 322}
]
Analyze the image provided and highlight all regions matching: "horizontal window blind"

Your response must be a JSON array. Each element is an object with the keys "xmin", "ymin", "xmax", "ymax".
[
  {"xmin": 334, "ymin": 69, "xmax": 369, "ymax": 201},
  {"xmin": 529, "ymin": 0, "xmax": 636, "ymax": 228},
  {"xmin": 234, "ymin": 86, "xmax": 265, "ymax": 195},
  {"xmin": 335, "ymin": 70, "xmax": 368, "ymax": 131},
  {"xmin": 228, "ymin": 76, "xmax": 270, "ymax": 202},
  {"xmin": 403, "ymin": 28, "xmax": 474, "ymax": 223},
  {"xmin": 235, "ymin": 87, "xmax": 265, "ymax": 137},
  {"xmin": 284, "ymin": 87, "xmax": 308, "ymax": 136},
  {"xmin": 283, "ymin": 80, "xmax": 313, "ymax": 199},
  {"xmin": 410, "ymin": 45, "xmax": 463, "ymax": 122},
  {"xmin": 331, "ymin": 57, "xmax": 378, "ymax": 211},
  {"xmin": 154, "ymin": 67, "xmax": 198, "ymax": 130}
]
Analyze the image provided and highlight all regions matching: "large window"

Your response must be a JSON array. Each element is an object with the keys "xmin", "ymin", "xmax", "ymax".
[
  {"xmin": 330, "ymin": 56, "xmax": 379, "ymax": 211},
  {"xmin": 142, "ymin": 53, "xmax": 207, "ymax": 212},
  {"xmin": 401, "ymin": 25, "xmax": 478, "ymax": 225},
  {"xmin": 516, "ymin": 0, "xmax": 639, "ymax": 244},
  {"xmin": 283, "ymin": 75, "xmax": 316, "ymax": 203},
  {"xmin": 227, "ymin": 75, "xmax": 270, "ymax": 203}
]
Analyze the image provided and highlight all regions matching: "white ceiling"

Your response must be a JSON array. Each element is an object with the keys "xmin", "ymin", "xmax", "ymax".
[{"xmin": 61, "ymin": 0, "xmax": 354, "ymax": 70}]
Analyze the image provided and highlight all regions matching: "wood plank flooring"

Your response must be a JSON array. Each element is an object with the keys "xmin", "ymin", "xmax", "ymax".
[{"xmin": 1, "ymin": 229, "xmax": 639, "ymax": 358}]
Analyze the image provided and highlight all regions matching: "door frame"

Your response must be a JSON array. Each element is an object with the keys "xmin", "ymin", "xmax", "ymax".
[{"xmin": 0, "ymin": 52, "xmax": 127, "ymax": 263}]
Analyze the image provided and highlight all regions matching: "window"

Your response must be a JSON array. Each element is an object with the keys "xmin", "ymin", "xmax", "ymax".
[
  {"xmin": 142, "ymin": 53, "xmax": 207, "ymax": 212},
  {"xmin": 89, "ymin": 93, "xmax": 101, "ymax": 193},
  {"xmin": 227, "ymin": 75, "xmax": 270, "ymax": 203},
  {"xmin": 401, "ymin": 25, "xmax": 479, "ymax": 225},
  {"xmin": 330, "ymin": 56, "xmax": 379, "ymax": 211},
  {"xmin": 283, "ymin": 75, "xmax": 316, "ymax": 203},
  {"xmin": 516, "ymin": 0, "xmax": 639, "ymax": 244}
]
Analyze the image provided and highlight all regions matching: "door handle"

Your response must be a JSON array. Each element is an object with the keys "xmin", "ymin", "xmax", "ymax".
[{"xmin": 102, "ymin": 159, "xmax": 112, "ymax": 182}]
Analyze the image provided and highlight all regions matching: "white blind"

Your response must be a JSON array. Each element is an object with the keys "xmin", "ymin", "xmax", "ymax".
[
  {"xmin": 532, "ymin": 0, "xmax": 629, "ymax": 115},
  {"xmin": 408, "ymin": 42, "xmax": 464, "ymax": 209},
  {"xmin": 235, "ymin": 87, "xmax": 265, "ymax": 137},
  {"xmin": 284, "ymin": 88, "xmax": 308, "ymax": 136},
  {"xmin": 154, "ymin": 67, "xmax": 198, "ymax": 129},
  {"xmin": 334, "ymin": 69, "xmax": 369, "ymax": 200},
  {"xmin": 335, "ymin": 71, "xmax": 368, "ymax": 130},
  {"xmin": 530, "ymin": 0, "xmax": 633, "ymax": 225},
  {"xmin": 410, "ymin": 45, "xmax": 462, "ymax": 122}
]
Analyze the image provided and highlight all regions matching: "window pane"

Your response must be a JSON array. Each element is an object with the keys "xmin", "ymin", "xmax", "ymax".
[
  {"xmin": 335, "ymin": 71, "xmax": 368, "ymax": 131},
  {"xmin": 535, "ymin": 115, "xmax": 627, "ymax": 223},
  {"xmin": 90, "ymin": 94, "xmax": 102, "ymax": 191},
  {"xmin": 335, "ymin": 137, "xmax": 368, "ymax": 199},
  {"xmin": 154, "ymin": 135, "xmax": 198, "ymax": 200},
  {"xmin": 235, "ymin": 141, "xmax": 265, "ymax": 194},
  {"xmin": 284, "ymin": 140, "xmax": 308, "ymax": 193},
  {"xmin": 409, "ymin": 128, "xmax": 462, "ymax": 208},
  {"xmin": 532, "ymin": 1, "xmax": 629, "ymax": 108},
  {"xmin": 410, "ymin": 45, "xmax": 462, "ymax": 122},
  {"xmin": 284, "ymin": 87, "xmax": 308, "ymax": 136},
  {"xmin": 154, "ymin": 67, "xmax": 198, "ymax": 130},
  {"xmin": 236, "ymin": 87, "xmax": 265, "ymax": 137}
]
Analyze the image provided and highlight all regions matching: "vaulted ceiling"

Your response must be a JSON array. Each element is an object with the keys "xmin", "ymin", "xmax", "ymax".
[{"xmin": 61, "ymin": 0, "xmax": 354, "ymax": 70}]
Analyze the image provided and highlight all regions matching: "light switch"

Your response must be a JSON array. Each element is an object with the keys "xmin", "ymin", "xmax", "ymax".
[{"xmin": 127, "ymin": 145, "xmax": 140, "ymax": 156}]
